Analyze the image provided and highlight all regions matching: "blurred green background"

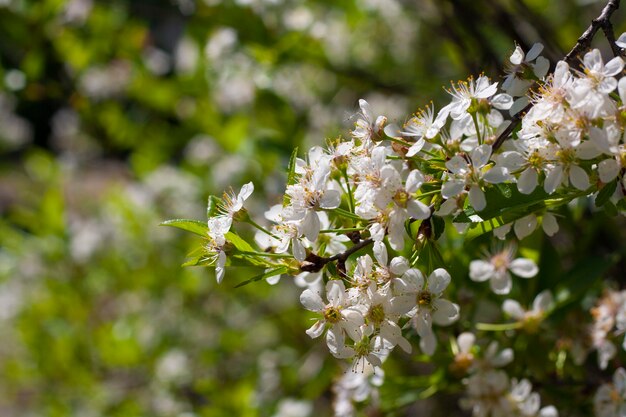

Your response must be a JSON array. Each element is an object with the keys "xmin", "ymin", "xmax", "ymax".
[{"xmin": 0, "ymin": 0, "xmax": 625, "ymax": 416}]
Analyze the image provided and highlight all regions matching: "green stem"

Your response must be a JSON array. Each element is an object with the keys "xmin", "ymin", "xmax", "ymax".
[
  {"xmin": 329, "ymin": 207, "xmax": 362, "ymax": 220},
  {"xmin": 417, "ymin": 189, "xmax": 442, "ymax": 198},
  {"xmin": 471, "ymin": 112, "xmax": 483, "ymax": 145},
  {"xmin": 343, "ymin": 170, "xmax": 355, "ymax": 213},
  {"xmin": 247, "ymin": 218, "xmax": 279, "ymax": 239},
  {"xmin": 476, "ymin": 322, "xmax": 522, "ymax": 331}
]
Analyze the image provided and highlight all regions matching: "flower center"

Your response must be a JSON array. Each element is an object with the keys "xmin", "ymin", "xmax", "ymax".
[
  {"xmin": 323, "ymin": 306, "xmax": 342, "ymax": 324},
  {"xmin": 417, "ymin": 290, "xmax": 432, "ymax": 307},
  {"xmin": 367, "ymin": 304, "xmax": 386, "ymax": 325},
  {"xmin": 393, "ymin": 189, "xmax": 409, "ymax": 208}
]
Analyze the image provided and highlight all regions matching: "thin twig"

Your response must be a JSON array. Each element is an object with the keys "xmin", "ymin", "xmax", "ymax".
[
  {"xmin": 493, "ymin": 0, "xmax": 622, "ymax": 151},
  {"xmin": 300, "ymin": 238, "xmax": 374, "ymax": 273},
  {"xmin": 564, "ymin": 0, "xmax": 622, "ymax": 66}
]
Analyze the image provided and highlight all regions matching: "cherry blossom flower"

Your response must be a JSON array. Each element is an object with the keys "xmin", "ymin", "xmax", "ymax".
[
  {"xmin": 469, "ymin": 246, "xmax": 538, "ymax": 294},
  {"xmin": 503, "ymin": 290, "xmax": 554, "ymax": 332},
  {"xmin": 393, "ymin": 268, "xmax": 459, "ymax": 355},
  {"xmin": 300, "ymin": 280, "xmax": 364, "ymax": 357},
  {"xmin": 595, "ymin": 368, "xmax": 626, "ymax": 417}
]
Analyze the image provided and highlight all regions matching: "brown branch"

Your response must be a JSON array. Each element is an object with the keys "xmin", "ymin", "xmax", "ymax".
[
  {"xmin": 565, "ymin": 0, "xmax": 622, "ymax": 65},
  {"xmin": 493, "ymin": 0, "xmax": 622, "ymax": 151},
  {"xmin": 300, "ymin": 238, "xmax": 374, "ymax": 273}
]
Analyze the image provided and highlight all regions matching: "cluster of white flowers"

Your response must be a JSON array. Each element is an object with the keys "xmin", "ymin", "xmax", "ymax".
[
  {"xmin": 591, "ymin": 289, "xmax": 626, "ymax": 370},
  {"xmin": 183, "ymin": 39, "xmax": 626, "ymax": 416},
  {"xmin": 595, "ymin": 367, "xmax": 626, "ymax": 417},
  {"xmin": 456, "ymin": 333, "xmax": 558, "ymax": 417}
]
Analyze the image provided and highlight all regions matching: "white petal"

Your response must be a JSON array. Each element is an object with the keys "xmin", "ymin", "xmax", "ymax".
[
  {"xmin": 509, "ymin": 258, "xmax": 538, "ymax": 278},
  {"xmin": 441, "ymin": 180, "xmax": 466, "ymax": 199},
  {"xmin": 326, "ymin": 280, "xmax": 345, "ymax": 306},
  {"xmin": 373, "ymin": 241, "xmax": 388, "ymax": 266},
  {"xmin": 605, "ymin": 56, "xmax": 624, "ymax": 76},
  {"xmin": 292, "ymin": 238, "xmax": 306, "ymax": 261},
  {"xmin": 534, "ymin": 56, "xmax": 550, "ymax": 78},
  {"xmin": 617, "ymin": 32, "xmax": 626, "ymax": 48},
  {"xmin": 390, "ymin": 257, "xmax": 409, "ymax": 276},
  {"xmin": 598, "ymin": 159, "xmax": 619, "ymax": 183},
  {"xmin": 326, "ymin": 326, "xmax": 345, "ymax": 355},
  {"xmin": 306, "ymin": 320, "xmax": 325, "ymax": 338},
  {"xmin": 319, "ymin": 190, "xmax": 341, "ymax": 209},
  {"xmin": 503, "ymin": 299, "xmax": 525, "ymax": 320},
  {"xmin": 471, "ymin": 144, "xmax": 493, "ymax": 168},
  {"xmin": 498, "ymin": 151, "xmax": 524, "ymax": 169},
  {"xmin": 300, "ymin": 289, "xmax": 325, "ymax": 312},
  {"xmin": 432, "ymin": 299, "xmax": 460, "ymax": 325},
  {"xmin": 515, "ymin": 215, "xmax": 538, "ymax": 240},
  {"xmin": 341, "ymin": 310, "xmax": 364, "ymax": 341},
  {"xmin": 469, "ymin": 260, "xmax": 495, "ymax": 282},
  {"xmin": 469, "ymin": 185, "xmax": 486, "ymax": 211},
  {"xmin": 238, "ymin": 182, "xmax": 254, "ymax": 202},
  {"xmin": 406, "ymin": 170, "xmax": 425, "ymax": 192},
  {"xmin": 490, "ymin": 271, "xmax": 512, "ymax": 295},
  {"xmin": 518, "ymin": 168, "xmax": 538, "ymax": 194},
  {"xmin": 491, "ymin": 93, "xmax": 513, "ymax": 110},
  {"xmin": 619, "ymin": 76, "xmax": 626, "ymax": 103},
  {"xmin": 526, "ymin": 43, "xmax": 544, "ymax": 61},
  {"xmin": 509, "ymin": 96, "xmax": 529, "ymax": 116},
  {"xmin": 406, "ymin": 139, "xmax": 425, "ymax": 157},
  {"xmin": 492, "ymin": 347, "xmax": 514, "ymax": 367},
  {"xmin": 446, "ymin": 155, "xmax": 470, "ymax": 175},
  {"xmin": 544, "ymin": 166, "xmax": 563, "ymax": 194},
  {"xmin": 301, "ymin": 210, "xmax": 320, "ymax": 242},
  {"xmin": 568, "ymin": 165, "xmax": 589, "ymax": 190},
  {"xmin": 428, "ymin": 268, "xmax": 451, "ymax": 294},
  {"xmin": 419, "ymin": 329, "xmax": 437, "ymax": 356},
  {"xmin": 457, "ymin": 332, "xmax": 475, "ymax": 353},
  {"xmin": 533, "ymin": 290, "xmax": 553, "ymax": 313},
  {"xmin": 542, "ymin": 213, "xmax": 559, "ymax": 237},
  {"xmin": 483, "ymin": 167, "xmax": 510, "ymax": 184},
  {"xmin": 538, "ymin": 406, "xmax": 558, "ymax": 417},
  {"xmin": 510, "ymin": 45, "xmax": 525, "ymax": 65},
  {"xmin": 407, "ymin": 199, "xmax": 431, "ymax": 220},
  {"xmin": 398, "ymin": 268, "xmax": 425, "ymax": 292},
  {"xmin": 390, "ymin": 294, "xmax": 417, "ymax": 315},
  {"xmin": 414, "ymin": 311, "xmax": 433, "ymax": 337}
]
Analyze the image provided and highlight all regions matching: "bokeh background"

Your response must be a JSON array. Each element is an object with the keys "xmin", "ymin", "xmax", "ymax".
[{"xmin": 0, "ymin": 0, "xmax": 625, "ymax": 416}]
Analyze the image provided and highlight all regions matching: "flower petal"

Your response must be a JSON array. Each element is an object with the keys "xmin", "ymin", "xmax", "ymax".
[
  {"xmin": 469, "ymin": 260, "xmax": 495, "ymax": 282},
  {"xmin": 509, "ymin": 258, "xmax": 538, "ymax": 278},
  {"xmin": 300, "ymin": 289, "xmax": 325, "ymax": 312}
]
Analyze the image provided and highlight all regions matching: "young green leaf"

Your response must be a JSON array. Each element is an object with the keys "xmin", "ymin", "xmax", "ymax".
[
  {"xmin": 160, "ymin": 219, "xmax": 208, "ymax": 237},
  {"xmin": 235, "ymin": 266, "xmax": 288, "ymax": 288}
]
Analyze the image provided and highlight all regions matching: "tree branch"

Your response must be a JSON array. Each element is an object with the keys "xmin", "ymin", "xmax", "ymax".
[
  {"xmin": 564, "ymin": 0, "xmax": 622, "ymax": 66},
  {"xmin": 493, "ymin": 0, "xmax": 622, "ymax": 151},
  {"xmin": 300, "ymin": 238, "xmax": 374, "ymax": 273}
]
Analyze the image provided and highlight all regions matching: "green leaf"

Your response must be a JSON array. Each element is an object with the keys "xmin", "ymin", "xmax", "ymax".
[
  {"xmin": 160, "ymin": 219, "xmax": 207, "ymax": 237},
  {"xmin": 495, "ymin": 183, "xmax": 512, "ymax": 198},
  {"xmin": 554, "ymin": 255, "xmax": 618, "ymax": 311},
  {"xmin": 431, "ymin": 216, "xmax": 445, "ymax": 241},
  {"xmin": 235, "ymin": 267, "xmax": 288, "ymax": 288},
  {"xmin": 225, "ymin": 231, "xmax": 255, "ymax": 252},
  {"xmin": 207, "ymin": 195, "xmax": 221, "ymax": 218},
  {"xmin": 455, "ymin": 184, "xmax": 587, "ymax": 241},
  {"xmin": 595, "ymin": 179, "xmax": 617, "ymax": 207}
]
